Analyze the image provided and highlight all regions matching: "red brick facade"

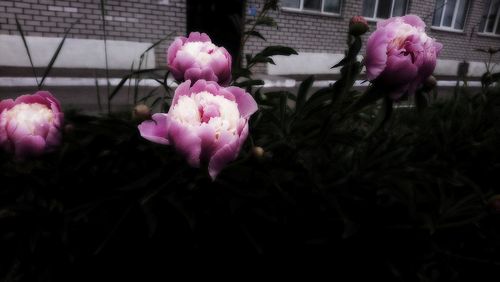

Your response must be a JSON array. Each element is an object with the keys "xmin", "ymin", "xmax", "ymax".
[{"xmin": 0, "ymin": 0, "xmax": 499, "ymax": 72}]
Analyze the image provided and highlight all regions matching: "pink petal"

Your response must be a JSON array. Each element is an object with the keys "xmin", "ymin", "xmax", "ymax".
[
  {"xmin": 208, "ymin": 122, "xmax": 249, "ymax": 180},
  {"xmin": 167, "ymin": 37, "xmax": 184, "ymax": 65},
  {"xmin": 45, "ymin": 125, "xmax": 62, "ymax": 149},
  {"xmin": 208, "ymin": 139, "xmax": 240, "ymax": 180},
  {"xmin": 168, "ymin": 119, "xmax": 201, "ymax": 167},
  {"xmin": 365, "ymin": 29, "xmax": 390, "ymax": 80},
  {"xmin": 401, "ymin": 15, "xmax": 426, "ymax": 29},
  {"xmin": 197, "ymin": 123, "xmax": 218, "ymax": 162},
  {"xmin": 15, "ymin": 94, "xmax": 52, "ymax": 108},
  {"xmin": 190, "ymin": 79, "xmax": 208, "ymax": 94},
  {"xmin": 14, "ymin": 135, "xmax": 46, "ymax": 158},
  {"xmin": 138, "ymin": 113, "xmax": 170, "ymax": 145},
  {"xmin": 382, "ymin": 54, "xmax": 419, "ymax": 84},
  {"xmin": 174, "ymin": 50, "xmax": 198, "ymax": 73},
  {"xmin": 225, "ymin": 87, "xmax": 258, "ymax": 118},
  {"xmin": 35, "ymin": 91, "xmax": 61, "ymax": 112},
  {"xmin": 0, "ymin": 99, "xmax": 15, "ymax": 114},
  {"xmin": 171, "ymin": 80, "xmax": 192, "ymax": 107},
  {"xmin": 186, "ymin": 32, "xmax": 211, "ymax": 43}
]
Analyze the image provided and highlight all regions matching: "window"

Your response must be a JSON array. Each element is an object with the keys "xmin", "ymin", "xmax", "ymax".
[
  {"xmin": 432, "ymin": 0, "xmax": 470, "ymax": 31},
  {"xmin": 281, "ymin": 0, "xmax": 342, "ymax": 14},
  {"xmin": 480, "ymin": 0, "xmax": 500, "ymax": 35},
  {"xmin": 362, "ymin": 0, "xmax": 408, "ymax": 20}
]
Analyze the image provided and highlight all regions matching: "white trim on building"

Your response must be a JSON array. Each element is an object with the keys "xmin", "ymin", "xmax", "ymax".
[{"xmin": 0, "ymin": 35, "xmax": 155, "ymax": 69}]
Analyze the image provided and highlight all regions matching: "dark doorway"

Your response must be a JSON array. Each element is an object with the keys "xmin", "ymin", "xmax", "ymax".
[{"xmin": 186, "ymin": 0, "xmax": 246, "ymax": 66}]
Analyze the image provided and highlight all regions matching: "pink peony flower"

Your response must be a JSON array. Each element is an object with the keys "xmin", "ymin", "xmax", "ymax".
[
  {"xmin": 138, "ymin": 80, "xmax": 257, "ymax": 179},
  {"xmin": 168, "ymin": 32, "xmax": 232, "ymax": 86},
  {"xmin": 0, "ymin": 91, "xmax": 63, "ymax": 158},
  {"xmin": 365, "ymin": 15, "xmax": 442, "ymax": 99}
]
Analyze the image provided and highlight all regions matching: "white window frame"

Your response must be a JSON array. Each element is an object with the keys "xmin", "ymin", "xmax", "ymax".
[
  {"xmin": 480, "ymin": 0, "xmax": 500, "ymax": 35},
  {"xmin": 362, "ymin": 0, "xmax": 409, "ymax": 21},
  {"xmin": 432, "ymin": 0, "xmax": 470, "ymax": 31},
  {"xmin": 281, "ymin": 0, "xmax": 342, "ymax": 16}
]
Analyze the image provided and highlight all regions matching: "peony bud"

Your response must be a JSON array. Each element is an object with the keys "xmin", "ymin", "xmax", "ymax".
[
  {"xmin": 133, "ymin": 104, "xmax": 151, "ymax": 121},
  {"xmin": 64, "ymin": 123, "xmax": 75, "ymax": 134},
  {"xmin": 251, "ymin": 146, "xmax": 265, "ymax": 159},
  {"xmin": 422, "ymin": 75, "xmax": 437, "ymax": 91},
  {"xmin": 488, "ymin": 195, "xmax": 500, "ymax": 213},
  {"xmin": 349, "ymin": 16, "xmax": 369, "ymax": 36}
]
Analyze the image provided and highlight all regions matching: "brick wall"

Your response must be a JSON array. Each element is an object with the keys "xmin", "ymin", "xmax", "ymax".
[
  {"xmin": 0, "ymin": 0, "xmax": 186, "ymax": 68},
  {"xmin": 244, "ymin": 0, "xmax": 500, "ymax": 73},
  {"xmin": 1, "ymin": 0, "xmax": 499, "ymax": 73}
]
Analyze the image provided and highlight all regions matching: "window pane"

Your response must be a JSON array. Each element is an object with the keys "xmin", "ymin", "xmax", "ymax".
[
  {"xmin": 392, "ymin": 0, "xmax": 407, "ymax": 16},
  {"xmin": 281, "ymin": 0, "xmax": 301, "ymax": 9},
  {"xmin": 303, "ymin": 0, "xmax": 322, "ymax": 11},
  {"xmin": 453, "ymin": 0, "xmax": 469, "ymax": 29},
  {"xmin": 486, "ymin": 0, "xmax": 500, "ymax": 32},
  {"xmin": 433, "ymin": 0, "xmax": 445, "ymax": 26},
  {"xmin": 324, "ymin": 0, "xmax": 341, "ymax": 13},
  {"xmin": 376, "ymin": 0, "xmax": 392, "ymax": 18},
  {"xmin": 362, "ymin": 0, "xmax": 376, "ymax": 18},
  {"xmin": 442, "ymin": 0, "xmax": 457, "ymax": 27}
]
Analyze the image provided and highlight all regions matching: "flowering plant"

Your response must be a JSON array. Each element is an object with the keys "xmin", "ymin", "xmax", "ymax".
[{"xmin": 0, "ymin": 91, "xmax": 63, "ymax": 158}]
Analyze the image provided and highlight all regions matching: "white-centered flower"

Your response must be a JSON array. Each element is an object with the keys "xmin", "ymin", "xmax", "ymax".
[{"xmin": 170, "ymin": 91, "xmax": 240, "ymax": 136}]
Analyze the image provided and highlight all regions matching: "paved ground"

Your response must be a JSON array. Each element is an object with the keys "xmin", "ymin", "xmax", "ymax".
[{"xmin": 0, "ymin": 81, "xmax": 479, "ymax": 115}]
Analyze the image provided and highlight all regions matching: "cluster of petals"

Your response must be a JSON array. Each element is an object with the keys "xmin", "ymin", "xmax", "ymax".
[
  {"xmin": 365, "ymin": 15, "xmax": 442, "ymax": 99},
  {"xmin": 168, "ymin": 32, "xmax": 232, "ymax": 86},
  {"xmin": 139, "ymin": 80, "xmax": 257, "ymax": 179},
  {"xmin": 0, "ymin": 91, "xmax": 63, "ymax": 158}
]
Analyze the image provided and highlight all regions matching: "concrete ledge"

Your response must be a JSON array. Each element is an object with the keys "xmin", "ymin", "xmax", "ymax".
[
  {"xmin": 0, "ymin": 35, "xmax": 155, "ymax": 69},
  {"xmin": 268, "ymin": 52, "xmax": 500, "ymax": 77}
]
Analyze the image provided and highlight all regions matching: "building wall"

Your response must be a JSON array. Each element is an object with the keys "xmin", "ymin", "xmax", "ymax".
[
  {"xmin": 244, "ymin": 0, "xmax": 500, "ymax": 76},
  {"xmin": 0, "ymin": 0, "xmax": 186, "ymax": 68},
  {"xmin": 0, "ymin": 0, "xmax": 499, "ymax": 76}
]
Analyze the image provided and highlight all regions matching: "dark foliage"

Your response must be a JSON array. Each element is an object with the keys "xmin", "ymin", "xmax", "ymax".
[{"xmin": 2, "ymin": 4, "xmax": 500, "ymax": 281}]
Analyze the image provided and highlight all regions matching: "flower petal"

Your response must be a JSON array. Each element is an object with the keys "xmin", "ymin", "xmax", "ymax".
[
  {"xmin": 208, "ymin": 122, "xmax": 249, "ymax": 180},
  {"xmin": 225, "ymin": 87, "xmax": 258, "ymax": 118},
  {"xmin": 365, "ymin": 29, "xmax": 390, "ymax": 80},
  {"xmin": 401, "ymin": 14, "xmax": 426, "ymax": 29},
  {"xmin": 15, "ymin": 135, "xmax": 46, "ymax": 159},
  {"xmin": 171, "ymin": 80, "xmax": 192, "ymax": 106},
  {"xmin": 0, "ymin": 99, "xmax": 15, "ymax": 114},
  {"xmin": 138, "ymin": 113, "xmax": 170, "ymax": 145},
  {"xmin": 168, "ymin": 119, "xmax": 202, "ymax": 167}
]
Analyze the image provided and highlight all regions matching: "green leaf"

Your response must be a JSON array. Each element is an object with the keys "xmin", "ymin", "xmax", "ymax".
[
  {"xmin": 255, "ymin": 16, "xmax": 277, "ymax": 27},
  {"xmin": 232, "ymin": 67, "xmax": 252, "ymax": 80},
  {"xmin": 38, "ymin": 21, "xmax": 78, "ymax": 89},
  {"xmin": 108, "ymin": 68, "xmax": 165, "ymax": 101},
  {"xmin": 301, "ymin": 87, "xmax": 333, "ymax": 115},
  {"xmin": 257, "ymin": 46, "xmax": 298, "ymax": 58},
  {"xmin": 366, "ymin": 96, "xmax": 393, "ymax": 137},
  {"xmin": 415, "ymin": 89, "xmax": 428, "ymax": 113},
  {"xmin": 15, "ymin": 15, "xmax": 38, "ymax": 86},
  {"xmin": 140, "ymin": 32, "xmax": 174, "ymax": 59},
  {"xmin": 332, "ymin": 57, "xmax": 347, "ymax": 69},
  {"xmin": 234, "ymin": 79, "xmax": 265, "ymax": 88},
  {"xmin": 331, "ymin": 37, "xmax": 361, "ymax": 68},
  {"xmin": 244, "ymin": 30, "xmax": 266, "ymax": 41},
  {"xmin": 491, "ymin": 72, "xmax": 500, "ymax": 82},
  {"xmin": 296, "ymin": 76, "xmax": 314, "ymax": 114},
  {"xmin": 348, "ymin": 85, "xmax": 385, "ymax": 113},
  {"xmin": 249, "ymin": 55, "xmax": 275, "ymax": 65},
  {"xmin": 265, "ymin": 91, "xmax": 296, "ymax": 101}
]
